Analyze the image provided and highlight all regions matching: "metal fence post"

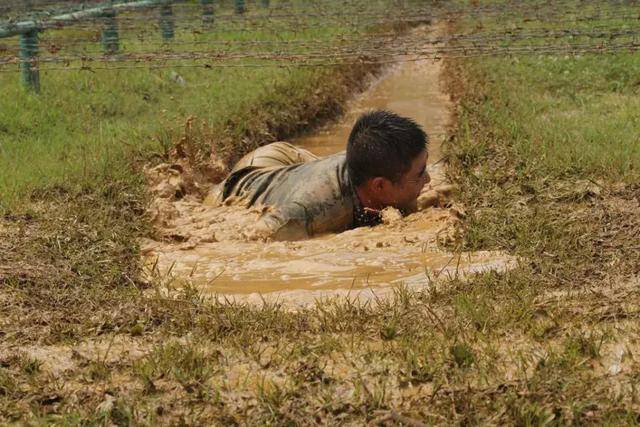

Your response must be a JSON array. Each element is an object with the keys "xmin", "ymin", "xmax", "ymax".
[
  {"xmin": 235, "ymin": 0, "xmax": 245, "ymax": 15},
  {"xmin": 160, "ymin": 3, "xmax": 175, "ymax": 41},
  {"xmin": 201, "ymin": 0, "xmax": 214, "ymax": 26},
  {"xmin": 101, "ymin": 6, "xmax": 119, "ymax": 54},
  {"xmin": 19, "ymin": 29, "xmax": 40, "ymax": 92}
]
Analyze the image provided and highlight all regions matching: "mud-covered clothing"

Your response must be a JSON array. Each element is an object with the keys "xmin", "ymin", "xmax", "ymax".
[
  {"xmin": 216, "ymin": 142, "xmax": 379, "ymax": 240},
  {"xmin": 230, "ymin": 141, "xmax": 320, "ymax": 173}
]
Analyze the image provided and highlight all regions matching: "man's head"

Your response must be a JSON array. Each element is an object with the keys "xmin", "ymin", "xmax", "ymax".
[{"xmin": 347, "ymin": 110, "xmax": 430, "ymax": 213}]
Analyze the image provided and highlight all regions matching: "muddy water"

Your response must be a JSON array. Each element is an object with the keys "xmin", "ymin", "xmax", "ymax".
[
  {"xmin": 292, "ymin": 56, "xmax": 449, "ymax": 162},
  {"xmin": 142, "ymin": 27, "xmax": 515, "ymax": 305}
]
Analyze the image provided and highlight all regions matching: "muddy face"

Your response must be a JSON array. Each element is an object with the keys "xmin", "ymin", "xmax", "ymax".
[
  {"xmin": 391, "ymin": 149, "xmax": 430, "ymax": 213},
  {"xmin": 142, "ymin": 26, "xmax": 516, "ymax": 306},
  {"xmin": 360, "ymin": 148, "xmax": 429, "ymax": 214}
]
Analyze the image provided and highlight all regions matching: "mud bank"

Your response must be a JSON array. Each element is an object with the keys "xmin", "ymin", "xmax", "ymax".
[{"xmin": 142, "ymin": 26, "xmax": 516, "ymax": 306}]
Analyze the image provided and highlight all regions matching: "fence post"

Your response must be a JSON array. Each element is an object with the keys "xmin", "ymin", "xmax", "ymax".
[
  {"xmin": 160, "ymin": 3, "xmax": 175, "ymax": 41},
  {"xmin": 201, "ymin": 0, "xmax": 214, "ymax": 26},
  {"xmin": 19, "ymin": 29, "xmax": 40, "ymax": 92},
  {"xmin": 101, "ymin": 6, "xmax": 119, "ymax": 54},
  {"xmin": 235, "ymin": 0, "xmax": 245, "ymax": 15},
  {"xmin": 261, "ymin": 0, "xmax": 269, "ymax": 8}
]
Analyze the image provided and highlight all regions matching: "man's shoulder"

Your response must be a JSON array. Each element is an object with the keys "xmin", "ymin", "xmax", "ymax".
[
  {"xmin": 217, "ymin": 149, "xmax": 355, "ymax": 238},
  {"xmin": 294, "ymin": 151, "xmax": 345, "ymax": 168},
  {"xmin": 279, "ymin": 151, "xmax": 349, "ymax": 197},
  {"xmin": 264, "ymin": 151, "xmax": 355, "ymax": 236}
]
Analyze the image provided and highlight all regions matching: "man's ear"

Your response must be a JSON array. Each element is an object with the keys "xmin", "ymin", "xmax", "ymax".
[{"xmin": 370, "ymin": 176, "xmax": 391, "ymax": 193}]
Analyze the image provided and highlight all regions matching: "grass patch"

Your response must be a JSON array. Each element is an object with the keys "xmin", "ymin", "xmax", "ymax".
[
  {"xmin": 0, "ymin": 4, "xmax": 372, "ymax": 209},
  {"xmin": 444, "ymin": 2, "xmax": 640, "ymax": 279}
]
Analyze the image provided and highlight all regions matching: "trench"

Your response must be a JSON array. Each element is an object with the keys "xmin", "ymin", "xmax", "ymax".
[{"xmin": 141, "ymin": 26, "xmax": 514, "ymax": 306}]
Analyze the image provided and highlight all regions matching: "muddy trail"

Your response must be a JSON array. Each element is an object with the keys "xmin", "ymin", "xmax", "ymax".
[{"xmin": 141, "ymin": 26, "xmax": 515, "ymax": 306}]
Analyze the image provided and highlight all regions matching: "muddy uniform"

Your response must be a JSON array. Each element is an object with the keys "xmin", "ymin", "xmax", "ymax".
[{"xmin": 215, "ymin": 142, "xmax": 379, "ymax": 240}]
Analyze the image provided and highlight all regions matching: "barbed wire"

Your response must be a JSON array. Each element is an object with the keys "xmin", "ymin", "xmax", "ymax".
[
  {"xmin": 28, "ymin": 25, "xmax": 640, "ymax": 52},
  {"xmin": 2, "ymin": 0, "xmax": 638, "ymax": 27},
  {"xmin": 2, "ymin": 44, "xmax": 638, "ymax": 73},
  {"xmin": 4, "ymin": 9, "xmax": 639, "ymax": 41},
  {"xmin": 1, "ymin": 0, "xmax": 635, "ymax": 16},
  {"xmin": 2, "ymin": 0, "xmax": 639, "ymax": 76},
  {"xmin": 0, "ymin": 1, "xmax": 396, "ymax": 24},
  {"xmin": 2, "ymin": 38, "xmax": 638, "ymax": 72},
  {"xmin": 6, "ymin": 26, "xmax": 638, "ymax": 60},
  {"xmin": 5, "ymin": 4, "xmax": 638, "ymax": 26},
  {"xmin": 6, "ymin": 19, "xmax": 640, "ymax": 57}
]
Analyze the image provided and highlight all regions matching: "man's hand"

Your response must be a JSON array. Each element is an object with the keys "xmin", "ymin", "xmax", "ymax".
[{"xmin": 417, "ymin": 184, "xmax": 457, "ymax": 210}]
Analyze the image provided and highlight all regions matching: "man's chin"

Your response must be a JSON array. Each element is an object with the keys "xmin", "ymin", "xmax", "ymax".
[{"xmin": 398, "ymin": 200, "xmax": 418, "ymax": 215}]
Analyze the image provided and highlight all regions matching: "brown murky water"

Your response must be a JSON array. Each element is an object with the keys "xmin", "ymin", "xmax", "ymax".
[{"xmin": 141, "ymin": 26, "xmax": 515, "ymax": 306}]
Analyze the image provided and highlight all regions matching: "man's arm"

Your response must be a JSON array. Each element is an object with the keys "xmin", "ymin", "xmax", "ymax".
[{"xmin": 243, "ymin": 206, "xmax": 312, "ymax": 241}]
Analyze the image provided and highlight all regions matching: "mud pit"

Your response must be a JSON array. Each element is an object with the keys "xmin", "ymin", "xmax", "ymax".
[{"xmin": 142, "ymin": 27, "xmax": 515, "ymax": 306}]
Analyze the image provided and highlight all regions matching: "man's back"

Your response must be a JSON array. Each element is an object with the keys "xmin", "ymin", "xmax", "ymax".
[{"xmin": 217, "ymin": 144, "xmax": 359, "ymax": 240}]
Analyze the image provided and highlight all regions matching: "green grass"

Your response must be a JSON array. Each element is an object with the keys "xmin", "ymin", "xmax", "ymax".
[
  {"xmin": 457, "ymin": 54, "xmax": 640, "ymax": 183},
  {"xmin": 0, "ymin": 0, "xmax": 390, "ymax": 210},
  {"xmin": 435, "ymin": 3, "xmax": 640, "ymax": 420},
  {"xmin": 0, "ymin": 60, "xmax": 328, "ymax": 209},
  {"xmin": 450, "ymin": 0, "xmax": 640, "ymax": 184}
]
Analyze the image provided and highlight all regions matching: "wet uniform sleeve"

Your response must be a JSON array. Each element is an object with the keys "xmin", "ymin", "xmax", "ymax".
[
  {"xmin": 252, "ymin": 194, "xmax": 354, "ymax": 241},
  {"xmin": 251, "ymin": 205, "xmax": 313, "ymax": 241},
  {"xmin": 221, "ymin": 149, "xmax": 355, "ymax": 241},
  {"xmin": 259, "ymin": 155, "xmax": 355, "ymax": 240}
]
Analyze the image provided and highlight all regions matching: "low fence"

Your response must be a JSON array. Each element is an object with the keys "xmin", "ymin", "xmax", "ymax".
[
  {"xmin": 0, "ymin": 0, "xmax": 254, "ymax": 92},
  {"xmin": 1, "ymin": 0, "xmax": 639, "ymax": 93}
]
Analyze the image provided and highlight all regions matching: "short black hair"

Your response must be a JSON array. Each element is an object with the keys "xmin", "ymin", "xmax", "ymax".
[{"xmin": 346, "ymin": 110, "xmax": 428, "ymax": 187}]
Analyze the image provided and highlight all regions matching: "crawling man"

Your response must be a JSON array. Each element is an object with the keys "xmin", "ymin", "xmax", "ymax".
[{"xmin": 213, "ymin": 110, "xmax": 433, "ymax": 240}]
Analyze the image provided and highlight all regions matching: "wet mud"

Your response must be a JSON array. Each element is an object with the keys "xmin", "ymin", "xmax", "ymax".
[{"xmin": 141, "ymin": 26, "xmax": 516, "ymax": 306}]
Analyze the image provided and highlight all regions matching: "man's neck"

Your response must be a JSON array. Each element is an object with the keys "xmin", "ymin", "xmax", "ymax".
[{"xmin": 355, "ymin": 185, "xmax": 383, "ymax": 212}]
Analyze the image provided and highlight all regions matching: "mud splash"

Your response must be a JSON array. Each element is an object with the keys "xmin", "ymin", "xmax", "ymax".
[{"xmin": 141, "ymin": 26, "xmax": 516, "ymax": 306}]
